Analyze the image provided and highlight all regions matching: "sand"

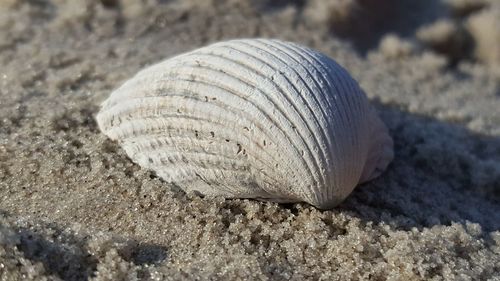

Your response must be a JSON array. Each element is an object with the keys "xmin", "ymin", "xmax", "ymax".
[{"xmin": 0, "ymin": 0, "xmax": 499, "ymax": 280}]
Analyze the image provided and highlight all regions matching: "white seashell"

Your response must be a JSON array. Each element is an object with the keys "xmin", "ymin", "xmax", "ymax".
[{"xmin": 96, "ymin": 38, "xmax": 393, "ymax": 209}]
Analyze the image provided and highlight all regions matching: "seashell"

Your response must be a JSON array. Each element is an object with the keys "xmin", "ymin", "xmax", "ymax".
[{"xmin": 96, "ymin": 38, "xmax": 393, "ymax": 209}]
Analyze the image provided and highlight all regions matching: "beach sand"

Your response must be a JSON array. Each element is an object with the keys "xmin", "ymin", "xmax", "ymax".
[{"xmin": 0, "ymin": 0, "xmax": 499, "ymax": 280}]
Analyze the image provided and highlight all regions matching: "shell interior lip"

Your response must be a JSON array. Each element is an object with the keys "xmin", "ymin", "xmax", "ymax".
[{"xmin": 96, "ymin": 38, "xmax": 394, "ymax": 209}]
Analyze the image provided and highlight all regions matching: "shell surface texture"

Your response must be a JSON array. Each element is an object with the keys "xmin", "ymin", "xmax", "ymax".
[{"xmin": 97, "ymin": 38, "xmax": 393, "ymax": 209}]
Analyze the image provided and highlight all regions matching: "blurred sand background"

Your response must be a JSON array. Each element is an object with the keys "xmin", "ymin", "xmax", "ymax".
[{"xmin": 0, "ymin": 0, "xmax": 499, "ymax": 280}]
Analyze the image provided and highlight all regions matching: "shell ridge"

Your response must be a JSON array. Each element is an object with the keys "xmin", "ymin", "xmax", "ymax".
[
  {"xmin": 101, "ymin": 73, "xmax": 304, "ymax": 194},
  {"xmin": 285, "ymin": 45, "xmax": 355, "ymax": 205},
  {"xmin": 330, "ymin": 63, "xmax": 372, "ymax": 190},
  {"xmin": 125, "ymin": 134, "xmax": 280, "ymax": 186},
  {"xmin": 265, "ymin": 39, "xmax": 342, "ymax": 204},
  {"xmin": 158, "ymin": 167, "xmax": 274, "ymax": 199},
  {"xmin": 226, "ymin": 41, "xmax": 326, "ymax": 204},
  {"xmin": 324, "ymin": 58, "xmax": 375, "ymax": 198},
  {"xmin": 282, "ymin": 43, "xmax": 355, "ymax": 205},
  {"xmin": 296, "ymin": 45, "xmax": 368, "ymax": 204},
  {"xmin": 248, "ymin": 39, "xmax": 334, "ymax": 204},
  {"xmin": 155, "ymin": 165, "xmax": 260, "ymax": 197},
  {"xmin": 193, "ymin": 46, "xmax": 322, "ymax": 202},
  {"xmin": 105, "ymin": 94, "xmax": 293, "ymax": 195},
  {"xmin": 103, "ymin": 57, "xmax": 191, "ymax": 108},
  {"xmin": 149, "ymin": 152, "xmax": 255, "ymax": 181},
  {"xmin": 149, "ymin": 151, "xmax": 248, "ymax": 171},
  {"xmin": 324, "ymin": 58, "xmax": 367, "ymax": 199},
  {"xmin": 227, "ymin": 40, "xmax": 327, "ymax": 204},
  {"xmin": 173, "ymin": 57, "xmax": 316, "ymax": 198}
]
